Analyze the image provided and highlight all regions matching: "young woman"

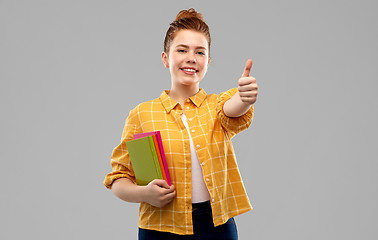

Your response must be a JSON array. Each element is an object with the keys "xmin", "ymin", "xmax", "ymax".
[{"xmin": 104, "ymin": 8, "xmax": 258, "ymax": 240}]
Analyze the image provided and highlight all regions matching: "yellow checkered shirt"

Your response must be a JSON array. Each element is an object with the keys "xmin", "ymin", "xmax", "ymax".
[{"xmin": 104, "ymin": 88, "xmax": 254, "ymax": 235}]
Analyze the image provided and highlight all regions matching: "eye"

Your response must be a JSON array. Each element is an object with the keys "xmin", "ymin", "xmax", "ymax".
[
  {"xmin": 197, "ymin": 51, "xmax": 205, "ymax": 56},
  {"xmin": 177, "ymin": 49, "xmax": 186, "ymax": 53}
]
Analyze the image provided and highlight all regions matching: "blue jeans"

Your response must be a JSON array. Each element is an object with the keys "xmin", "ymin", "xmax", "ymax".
[{"xmin": 138, "ymin": 201, "xmax": 238, "ymax": 240}]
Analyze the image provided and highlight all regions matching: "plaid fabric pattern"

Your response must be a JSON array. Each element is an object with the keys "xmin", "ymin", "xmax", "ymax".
[{"xmin": 104, "ymin": 88, "xmax": 254, "ymax": 235}]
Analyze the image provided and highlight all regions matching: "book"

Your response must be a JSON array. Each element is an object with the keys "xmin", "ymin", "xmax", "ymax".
[
  {"xmin": 125, "ymin": 135, "xmax": 164, "ymax": 185},
  {"xmin": 147, "ymin": 134, "xmax": 167, "ymax": 183},
  {"xmin": 134, "ymin": 131, "xmax": 171, "ymax": 186}
]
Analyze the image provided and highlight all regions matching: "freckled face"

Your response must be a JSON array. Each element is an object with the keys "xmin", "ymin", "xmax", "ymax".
[{"xmin": 162, "ymin": 30, "xmax": 210, "ymax": 87}]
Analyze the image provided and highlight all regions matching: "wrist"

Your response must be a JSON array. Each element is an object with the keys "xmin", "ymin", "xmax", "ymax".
[
  {"xmin": 224, "ymin": 93, "xmax": 252, "ymax": 118},
  {"xmin": 138, "ymin": 185, "xmax": 149, "ymax": 203}
]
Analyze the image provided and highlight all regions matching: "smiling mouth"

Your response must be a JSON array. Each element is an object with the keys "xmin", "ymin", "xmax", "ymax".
[{"xmin": 180, "ymin": 68, "xmax": 198, "ymax": 73}]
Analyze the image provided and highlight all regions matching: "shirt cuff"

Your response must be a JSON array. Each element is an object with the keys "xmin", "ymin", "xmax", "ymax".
[{"xmin": 216, "ymin": 88, "xmax": 254, "ymax": 137}]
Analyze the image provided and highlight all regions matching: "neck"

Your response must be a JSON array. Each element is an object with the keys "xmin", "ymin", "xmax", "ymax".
[{"xmin": 168, "ymin": 83, "xmax": 199, "ymax": 107}]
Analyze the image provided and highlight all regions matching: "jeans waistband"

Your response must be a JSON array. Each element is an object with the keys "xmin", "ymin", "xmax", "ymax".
[{"xmin": 192, "ymin": 200, "xmax": 211, "ymax": 212}]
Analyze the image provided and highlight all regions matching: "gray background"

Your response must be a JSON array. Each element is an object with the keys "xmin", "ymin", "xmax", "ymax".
[{"xmin": 1, "ymin": 0, "xmax": 377, "ymax": 239}]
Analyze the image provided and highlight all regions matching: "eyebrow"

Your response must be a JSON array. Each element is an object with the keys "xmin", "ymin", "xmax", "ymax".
[{"xmin": 175, "ymin": 44, "xmax": 208, "ymax": 51}]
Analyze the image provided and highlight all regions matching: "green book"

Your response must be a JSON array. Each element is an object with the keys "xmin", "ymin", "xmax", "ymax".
[{"xmin": 126, "ymin": 135, "xmax": 164, "ymax": 185}]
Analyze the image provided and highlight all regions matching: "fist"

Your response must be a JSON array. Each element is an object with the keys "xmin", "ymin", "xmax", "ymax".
[
  {"xmin": 238, "ymin": 59, "xmax": 258, "ymax": 104},
  {"xmin": 144, "ymin": 179, "xmax": 176, "ymax": 208}
]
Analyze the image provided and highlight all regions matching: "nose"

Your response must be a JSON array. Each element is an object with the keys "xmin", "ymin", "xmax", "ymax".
[{"xmin": 186, "ymin": 51, "xmax": 196, "ymax": 63}]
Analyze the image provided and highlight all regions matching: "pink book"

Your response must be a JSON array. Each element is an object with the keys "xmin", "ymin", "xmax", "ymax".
[{"xmin": 133, "ymin": 131, "xmax": 171, "ymax": 186}]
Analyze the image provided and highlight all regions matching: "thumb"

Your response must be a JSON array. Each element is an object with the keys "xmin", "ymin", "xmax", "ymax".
[{"xmin": 242, "ymin": 59, "xmax": 253, "ymax": 77}]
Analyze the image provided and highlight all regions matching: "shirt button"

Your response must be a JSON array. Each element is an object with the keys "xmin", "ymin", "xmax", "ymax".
[
  {"xmin": 206, "ymin": 178, "xmax": 210, "ymax": 182},
  {"xmin": 191, "ymin": 129, "xmax": 195, "ymax": 133},
  {"xmin": 186, "ymin": 107, "xmax": 190, "ymax": 110},
  {"xmin": 196, "ymin": 144, "xmax": 200, "ymax": 148},
  {"xmin": 212, "ymin": 198, "xmax": 215, "ymax": 203},
  {"xmin": 201, "ymin": 162, "xmax": 205, "ymax": 166},
  {"xmin": 189, "ymin": 118, "xmax": 192, "ymax": 121},
  {"xmin": 187, "ymin": 99, "xmax": 190, "ymax": 103}
]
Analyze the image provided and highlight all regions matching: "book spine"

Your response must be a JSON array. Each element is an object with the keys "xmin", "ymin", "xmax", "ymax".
[
  {"xmin": 156, "ymin": 131, "xmax": 171, "ymax": 186},
  {"xmin": 148, "ymin": 136, "xmax": 163, "ymax": 180},
  {"xmin": 152, "ymin": 134, "xmax": 167, "ymax": 182}
]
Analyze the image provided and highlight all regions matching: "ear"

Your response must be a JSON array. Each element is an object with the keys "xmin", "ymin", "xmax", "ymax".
[
  {"xmin": 208, "ymin": 56, "xmax": 211, "ymax": 65},
  {"xmin": 161, "ymin": 51, "xmax": 169, "ymax": 68}
]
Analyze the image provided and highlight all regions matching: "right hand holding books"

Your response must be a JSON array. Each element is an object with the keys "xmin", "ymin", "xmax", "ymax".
[{"xmin": 144, "ymin": 179, "xmax": 176, "ymax": 208}]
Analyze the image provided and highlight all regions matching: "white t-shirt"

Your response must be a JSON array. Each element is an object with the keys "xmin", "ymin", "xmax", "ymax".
[{"xmin": 181, "ymin": 113, "xmax": 211, "ymax": 203}]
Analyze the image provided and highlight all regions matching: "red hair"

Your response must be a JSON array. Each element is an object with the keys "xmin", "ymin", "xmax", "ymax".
[{"xmin": 163, "ymin": 8, "xmax": 211, "ymax": 56}]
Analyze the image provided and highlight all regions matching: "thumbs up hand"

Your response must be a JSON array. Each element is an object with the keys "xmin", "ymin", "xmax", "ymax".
[{"xmin": 238, "ymin": 59, "xmax": 258, "ymax": 105}]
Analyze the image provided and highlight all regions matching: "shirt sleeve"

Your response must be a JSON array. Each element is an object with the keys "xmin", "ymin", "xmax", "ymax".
[
  {"xmin": 103, "ymin": 108, "xmax": 140, "ymax": 189},
  {"xmin": 216, "ymin": 88, "xmax": 254, "ymax": 138}
]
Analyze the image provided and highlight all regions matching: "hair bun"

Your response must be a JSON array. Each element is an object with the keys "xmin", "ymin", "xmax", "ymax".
[
  {"xmin": 164, "ymin": 8, "xmax": 211, "ymax": 55},
  {"xmin": 175, "ymin": 8, "xmax": 205, "ymax": 22}
]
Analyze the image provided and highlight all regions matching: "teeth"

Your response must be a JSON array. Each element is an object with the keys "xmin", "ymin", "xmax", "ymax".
[{"xmin": 182, "ymin": 68, "xmax": 196, "ymax": 72}]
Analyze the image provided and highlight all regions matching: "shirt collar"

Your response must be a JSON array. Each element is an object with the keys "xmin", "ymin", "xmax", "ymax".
[{"xmin": 160, "ymin": 88, "xmax": 207, "ymax": 113}]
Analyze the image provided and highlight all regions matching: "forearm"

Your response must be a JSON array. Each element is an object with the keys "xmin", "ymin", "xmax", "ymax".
[
  {"xmin": 111, "ymin": 178, "xmax": 146, "ymax": 203},
  {"xmin": 223, "ymin": 91, "xmax": 252, "ymax": 118}
]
